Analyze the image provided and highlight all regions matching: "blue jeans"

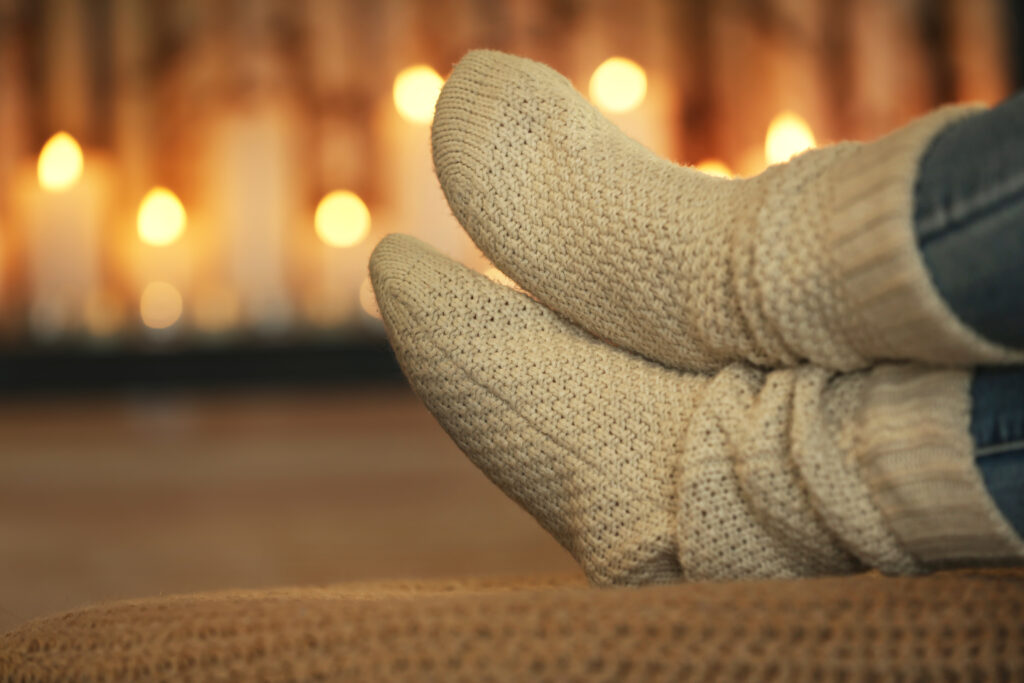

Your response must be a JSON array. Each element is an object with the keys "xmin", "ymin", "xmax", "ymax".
[
  {"xmin": 969, "ymin": 368, "xmax": 1024, "ymax": 538},
  {"xmin": 914, "ymin": 90, "xmax": 1024, "ymax": 537}
]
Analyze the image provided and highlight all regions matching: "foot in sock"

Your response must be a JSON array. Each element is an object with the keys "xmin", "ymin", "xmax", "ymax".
[
  {"xmin": 369, "ymin": 234, "xmax": 1024, "ymax": 585},
  {"xmin": 432, "ymin": 50, "xmax": 1023, "ymax": 372}
]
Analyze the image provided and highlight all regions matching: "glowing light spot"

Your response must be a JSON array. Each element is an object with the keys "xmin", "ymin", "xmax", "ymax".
[
  {"xmin": 765, "ymin": 111, "xmax": 816, "ymax": 165},
  {"xmin": 137, "ymin": 187, "xmax": 187, "ymax": 246},
  {"xmin": 589, "ymin": 57, "xmax": 647, "ymax": 113},
  {"xmin": 695, "ymin": 159, "xmax": 732, "ymax": 178},
  {"xmin": 393, "ymin": 65, "xmax": 444, "ymax": 125},
  {"xmin": 37, "ymin": 132, "xmax": 84, "ymax": 192},
  {"xmin": 359, "ymin": 276, "xmax": 381, "ymax": 320},
  {"xmin": 140, "ymin": 281, "xmax": 183, "ymax": 330},
  {"xmin": 484, "ymin": 266, "xmax": 517, "ymax": 289},
  {"xmin": 315, "ymin": 190, "xmax": 371, "ymax": 248}
]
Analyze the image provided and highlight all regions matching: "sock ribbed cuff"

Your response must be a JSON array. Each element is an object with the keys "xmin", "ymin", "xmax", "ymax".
[
  {"xmin": 827, "ymin": 104, "xmax": 1024, "ymax": 366},
  {"xmin": 855, "ymin": 365, "xmax": 1024, "ymax": 569}
]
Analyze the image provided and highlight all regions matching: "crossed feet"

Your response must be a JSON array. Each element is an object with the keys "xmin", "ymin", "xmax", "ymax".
[{"xmin": 370, "ymin": 51, "xmax": 1024, "ymax": 585}]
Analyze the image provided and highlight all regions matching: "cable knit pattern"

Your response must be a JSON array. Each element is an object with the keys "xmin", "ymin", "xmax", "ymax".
[
  {"xmin": 369, "ymin": 235, "xmax": 1024, "ymax": 584},
  {"xmin": 432, "ymin": 50, "xmax": 1024, "ymax": 372}
]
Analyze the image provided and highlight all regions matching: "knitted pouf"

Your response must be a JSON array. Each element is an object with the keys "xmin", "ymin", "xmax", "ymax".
[{"xmin": 3, "ymin": 569, "xmax": 1022, "ymax": 681}]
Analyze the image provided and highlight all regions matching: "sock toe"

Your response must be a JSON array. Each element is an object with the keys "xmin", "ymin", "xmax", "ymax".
[{"xmin": 431, "ymin": 51, "xmax": 595, "ymax": 257}]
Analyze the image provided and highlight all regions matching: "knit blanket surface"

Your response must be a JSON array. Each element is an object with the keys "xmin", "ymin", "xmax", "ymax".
[{"xmin": 2, "ymin": 570, "xmax": 1023, "ymax": 682}]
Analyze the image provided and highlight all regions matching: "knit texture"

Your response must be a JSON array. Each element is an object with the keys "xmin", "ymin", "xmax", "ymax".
[
  {"xmin": 4, "ymin": 570, "xmax": 1024, "ymax": 682},
  {"xmin": 432, "ymin": 50, "xmax": 1024, "ymax": 372},
  {"xmin": 369, "ymin": 235, "xmax": 1024, "ymax": 585}
]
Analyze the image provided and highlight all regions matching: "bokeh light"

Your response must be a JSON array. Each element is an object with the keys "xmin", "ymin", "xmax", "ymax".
[
  {"xmin": 37, "ymin": 132, "xmax": 84, "ymax": 192},
  {"xmin": 140, "ymin": 281, "xmax": 183, "ymax": 330},
  {"xmin": 695, "ymin": 159, "xmax": 732, "ymax": 178},
  {"xmin": 359, "ymin": 276, "xmax": 381, "ymax": 320},
  {"xmin": 483, "ymin": 266, "xmax": 517, "ymax": 289},
  {"xmin": 315, "ymin": 190, "xmax": 371, "ymax": 248},
  {"xmin": 393, "ymin": 65, "xmax": 444, "ymax": 125},
  {"xmin": 137, "ymin": 187, "xmax": 187, "ymax": 246},
  {"xmin": 589, "ymin": 57, "xmax": 647, "ymax": 113},
  {"xmin": 765, "ymin": 111, "xmax": 816, "ymax": 165}
]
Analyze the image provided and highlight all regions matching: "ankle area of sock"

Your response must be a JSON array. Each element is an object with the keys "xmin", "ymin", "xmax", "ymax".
[
  {"xmin": 854, "ymin": 365, "xmax": 1024, "ymax": 569},
  {"xmin": 825, "ymin": 105, "xmax": 1024, "ymax": 367}
]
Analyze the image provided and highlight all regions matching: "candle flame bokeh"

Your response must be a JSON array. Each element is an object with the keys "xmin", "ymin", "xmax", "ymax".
[
  {"xmin": 483, "ymin": 266, "xmax": 517, "ymax": 289},
  {"xmin": 765, "ymin": 111, "xmax": 816, "ymax": 165},
  {"xmin": 37, "ymin": 132, "xmax": 84, "ymax": 193},
  {"xmin": 359, "ymin": 275, "xmax": 381, "ymax": 319},
  {"xmin": 393, "ymin": 65, "xmax": 444, "ymax": 125},
  {"xmin": 137, "ymin": 187, "xmax": 187, "ymax": 247},
  {"xmin": 140, "ymin": 281, "xmax": 184, "ymax": 330},
  {"xmin": 315, "ymin": 190, "xmax": 371, "ymax": 248},
  {"xmin": 589, "ymin": 57, "xmax": 647, "ymax": 114},
  {"xmin": 695, "ymin": 159, "xmax": 733, "ymax": 178}
]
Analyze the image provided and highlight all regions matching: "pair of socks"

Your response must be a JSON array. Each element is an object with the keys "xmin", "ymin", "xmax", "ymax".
[{"xmin": 370, "ymin": 51, "xmax": 1024, "ymax": 584}]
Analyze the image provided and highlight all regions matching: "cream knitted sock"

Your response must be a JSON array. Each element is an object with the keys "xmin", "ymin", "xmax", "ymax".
[
  {"xmin": 370, "ymin": 234, "xmax": 1024, "ymax": 585},
  {"xmin": 432, "ymin": 50, "xmax": 1024, "ymax": 372}
]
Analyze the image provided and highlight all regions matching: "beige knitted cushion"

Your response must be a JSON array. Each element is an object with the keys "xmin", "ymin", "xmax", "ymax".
[{"xmin": 3, "ymin": 570, "xmax": 1022, "ymax": 681}]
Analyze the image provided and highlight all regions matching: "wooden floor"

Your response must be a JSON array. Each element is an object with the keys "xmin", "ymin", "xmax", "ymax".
[{"xmin": 0, "ymin": 386, "xmax": 579, "ymax": 633}]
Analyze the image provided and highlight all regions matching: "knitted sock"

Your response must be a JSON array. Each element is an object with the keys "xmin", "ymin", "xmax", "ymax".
[
  {"xmin": 370, "ymin": 234, "xmax": 1024, "ymax": 585},
  {"xmin": 432, "ymin": 50, "xmax": 1024, "ymax": 372}
]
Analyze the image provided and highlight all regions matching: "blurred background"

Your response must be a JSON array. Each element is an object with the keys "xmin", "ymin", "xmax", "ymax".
[{"xmin": 1, "ymin": 0, "xmax": 1022, "ymax": 631}]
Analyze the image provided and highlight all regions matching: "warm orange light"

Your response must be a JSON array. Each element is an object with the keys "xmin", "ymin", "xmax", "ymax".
[
  {"xmin": 393, "ymin": 65, "xmax": 444, "ymax": 125},
  {"xmin": 695, "ymin": 159, "xmax": 732, "ymax": 178},
  {"xmin": 140, "ymin": 281, "xmax": 183, "ymax": 330},
  {"xmin": 315, "ymin": 190, "xmax": 371, "ymax": 248},
  {"xmin": 37, "ymin": 132, "xmax": 84, "ymax": 192},
  {"xmin": 589, "ymin": 57, "xmax": 647, "ymax": 113},
  {"xmin": 483, "ymin": 266, "xmax": 517, "ymax": 289},
  {"xmin": 359, "ymin": 276, "xmax": 381, "ymax": 319},
  {"xmin": 137, "ymin": 187, "xmax": 187, "ymax": 246},
  {"xmin": 765, "ymin": 111, "xmax": 816, "ymax": 165}
]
